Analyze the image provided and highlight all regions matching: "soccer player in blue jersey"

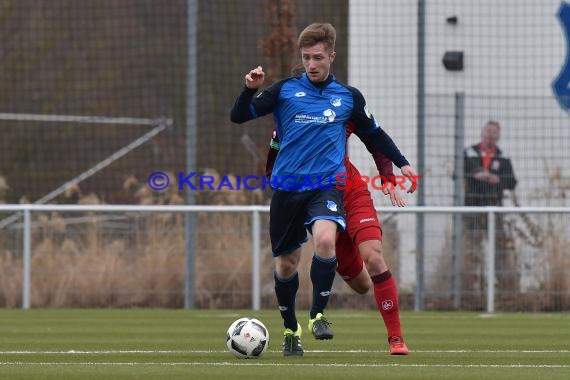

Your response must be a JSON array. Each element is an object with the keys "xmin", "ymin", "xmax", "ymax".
[{"xmin": 231, "ymin": 23, "xmax": 417, "ymax": 356}]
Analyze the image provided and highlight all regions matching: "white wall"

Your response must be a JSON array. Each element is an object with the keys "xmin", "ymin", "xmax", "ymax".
[{"xmin": 348, "ymin": 0, "xmax": 570, "ymax": 289}]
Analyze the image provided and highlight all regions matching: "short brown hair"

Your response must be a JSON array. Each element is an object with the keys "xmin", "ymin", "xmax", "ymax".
[
  {"xmin": 297, "ymin": 23, "xmax": 336, "ymax": 52},
  {"xmin": 485, "ymin": 120, "xmax": 501, "ymax": 130}
]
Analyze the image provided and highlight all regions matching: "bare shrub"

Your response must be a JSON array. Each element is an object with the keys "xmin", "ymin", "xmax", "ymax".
[
  {"xmin": 0, "ymin": 250, "xmax": 22, "ymax": 307},
  {"xmin": 0, "ymin": 171, "xmax": 267, "ymax": 308}
]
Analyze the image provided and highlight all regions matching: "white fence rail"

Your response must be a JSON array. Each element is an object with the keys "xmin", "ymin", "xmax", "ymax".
[{"xmin": 1, "ymin": 204, "xmax": 569, "ymax": 312}]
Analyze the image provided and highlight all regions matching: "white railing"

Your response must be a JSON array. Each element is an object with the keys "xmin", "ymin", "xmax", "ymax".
[{"xmin": 1, "ymin": 204, "xmax": 569, "ymax": 312}]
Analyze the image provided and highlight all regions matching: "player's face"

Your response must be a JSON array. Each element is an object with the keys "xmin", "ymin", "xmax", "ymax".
[{"xmin": 301, "ymin": 42, "xmax": 336, "ymax": 83}]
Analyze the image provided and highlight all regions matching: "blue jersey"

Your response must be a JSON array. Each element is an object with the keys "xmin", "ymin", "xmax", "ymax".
[
  {"xmin": 231, "ymin": 73, "xmax": 409, "ymax": 191},
  {"xmin": 264, "ymin": 74, "xmax": 350, "ymax": 190}
]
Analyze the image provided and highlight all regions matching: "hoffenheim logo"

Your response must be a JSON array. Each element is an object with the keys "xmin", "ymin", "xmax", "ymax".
[
  {"xmin": 326, "ymin": 200, "xmax": 338, "ymax": 212},
  {"xmin": 553, "ymin": 2, "xmax": 570, "ymax": 111},
  {"xmin": 330, "ymin": 96, "xmax": 342, "ymax": 107},
  {"xmin": 323, "ymin": 109, "xmax": 336, "ymax": 122}
]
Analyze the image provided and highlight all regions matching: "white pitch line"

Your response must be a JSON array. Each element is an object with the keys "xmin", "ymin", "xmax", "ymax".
[
  {"xmin": 283, "ymin": 349, "xmax": 570, "ymax": 354},
  {"xmin": 408, "ymin": 350, "xmax": 570, "ymax": 353},
  {"xmin": 0, "ymin": 350, "xmax": 191, "ymax": 355},
  {"xmin": 0, "ymin": 349, "xmax": 569, "ymax": 354},
  {"xmin": 0, "ymin": 362, "xmax": 569, "ymax": 369}
]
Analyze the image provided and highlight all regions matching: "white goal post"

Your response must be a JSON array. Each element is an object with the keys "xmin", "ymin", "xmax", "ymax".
[{"xmin": 0, "ymin": 113, "xmax": 173, "ymax": 230}]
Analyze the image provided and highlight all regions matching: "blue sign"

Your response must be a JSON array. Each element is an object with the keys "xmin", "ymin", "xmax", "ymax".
[{"xmin": 553, "ymin": 2, "xmax": 570, "ymax": 111}]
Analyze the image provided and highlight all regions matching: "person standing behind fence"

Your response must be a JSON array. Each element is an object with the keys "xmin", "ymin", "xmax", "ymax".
[
  {"xmin": 464, "ymin": 121, "xmax": 517, "ymax": 207},
  {"xmin": 463, "ymin": 120, "xmax": 517, "ymax": 295}
]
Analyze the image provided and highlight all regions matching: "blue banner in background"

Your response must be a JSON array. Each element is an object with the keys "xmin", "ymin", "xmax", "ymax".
[{"xmin": 553, "ymin": 2, "xmax": 570, "ymax": 111}]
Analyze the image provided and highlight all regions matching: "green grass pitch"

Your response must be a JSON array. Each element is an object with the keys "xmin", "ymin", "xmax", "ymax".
[{"xmin": 0, "ymin": 309, "xmax": 569, "ymax": 380}]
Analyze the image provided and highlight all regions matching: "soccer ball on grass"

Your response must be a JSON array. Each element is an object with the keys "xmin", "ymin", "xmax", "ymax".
[{"xmin": 226, "ymin": 317, "xmax": 269, "ymax": 359}]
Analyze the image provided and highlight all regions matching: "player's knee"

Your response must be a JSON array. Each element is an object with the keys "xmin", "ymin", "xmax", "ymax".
[
  {"xmin": 360, "ymin": 242, "xmax": 383, "ymax": 263},
  {"xmin": 275, "ymin": 255, "xmax": 299, "ymax": 278},
  {"xmin": 365, "ymin": 255, "xmax": 384, "ymax": 274},
  {"xmin": 360, "ymin": 243, "xmax": 387, "ymax": 274},
  {"xmin": 313, "ymin": 234, "xmax": 335, "ymax": 256}
]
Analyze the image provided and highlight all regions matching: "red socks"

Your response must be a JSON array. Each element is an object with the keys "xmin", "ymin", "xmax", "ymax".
[{"xmin": 371, "ymin": 270, "xmax": 402, "ymax": 338}]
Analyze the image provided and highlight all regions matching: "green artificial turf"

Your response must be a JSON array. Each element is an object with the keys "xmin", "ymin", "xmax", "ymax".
[{"xmin": 0, "ymin": 309, "xmax": 568, "ymax": 380}]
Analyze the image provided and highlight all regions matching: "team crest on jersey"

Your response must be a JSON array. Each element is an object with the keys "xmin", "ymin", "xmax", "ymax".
[
  {"xmin": 326, "ymin": 200, "xmax": 338, "ymax": 212},
  {"xmin": 330, "ymin": 96, "xmax": 342, "ymax": 107},
  {"xmin": 323, "ymin": 109, "xmax": 336, "ymax": 122},
  {"xmin": 553, "ymin": 2, "xmax": 570, "ymax": 111}
]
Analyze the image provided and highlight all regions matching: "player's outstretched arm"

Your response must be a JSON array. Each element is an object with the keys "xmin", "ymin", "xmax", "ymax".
[
  {"xmin": 245, "ymin": 66, "xmax": 265, "ymax": 89},
  {"xmin": 354, "ymin": 126, "xmax": 409, "ymax": 203},
  {"xmin": 400, "ymin": 165, "xmax": 419, "ymax": 194},
  {"xmin": 230, "ymin": 66, "xmax": 281, "ymax": 124},
  {"xmin": 349, "ymin": 87, "xmax": 419, "ymax": 193},
  {"xmin": 358, "ymin": 129, "xmax": 419, "ymax": 193},
  {"xmin": 383, "ymin": 186, "xmax": 406, "ymax": 206},
  {"xmin": 230, "ymin": 66, "xmax": 265, "ymax": 124}
]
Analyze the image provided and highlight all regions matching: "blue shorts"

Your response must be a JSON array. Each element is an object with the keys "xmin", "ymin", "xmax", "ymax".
[{"xmin": 269, "ymin": 188, "xmax": 346, "ymax": 256}]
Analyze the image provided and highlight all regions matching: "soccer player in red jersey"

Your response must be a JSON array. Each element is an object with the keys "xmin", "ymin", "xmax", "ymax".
[{"xmin": 267, "ymin": 121, "xmax": 413, "ymax": 355}]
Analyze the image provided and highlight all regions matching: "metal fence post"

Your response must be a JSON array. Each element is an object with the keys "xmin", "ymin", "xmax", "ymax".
[
  {"xmin": 486, "ymin": 210, "xmax": 496, "ymax": 313},
  {"xmin": 415, "ymin": 0, "xmax": 427, "ymax": 312},
  {"xmin": 184, "ymin": 0, "xmax": 198, "ymax": 310},
  {"xmin": 451, "ymin": 92, "xmax": 465, "ymax": 309},
  {"xmin": 252, "ymin": 209, "xmax": 261, "ymax": 310},
  {"xmin": 22, "ymin": 208, "xmax": 31, "ymax": 310}
]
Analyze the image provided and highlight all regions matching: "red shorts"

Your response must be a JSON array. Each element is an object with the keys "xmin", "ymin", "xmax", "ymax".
[{"xmin": 335, "ymin": 178, "xmax": 382, "ymax": 281}]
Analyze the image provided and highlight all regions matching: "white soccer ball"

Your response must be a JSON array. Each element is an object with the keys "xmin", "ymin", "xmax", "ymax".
[{"xmin": 226, "ymin": 317, "xmax": 269, "ymax": 359}]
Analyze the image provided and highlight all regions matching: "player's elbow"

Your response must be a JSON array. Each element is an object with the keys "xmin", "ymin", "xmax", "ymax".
[{"xmin": 230, "ymin": 110, "xmax": 248, "ymax": 124}]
